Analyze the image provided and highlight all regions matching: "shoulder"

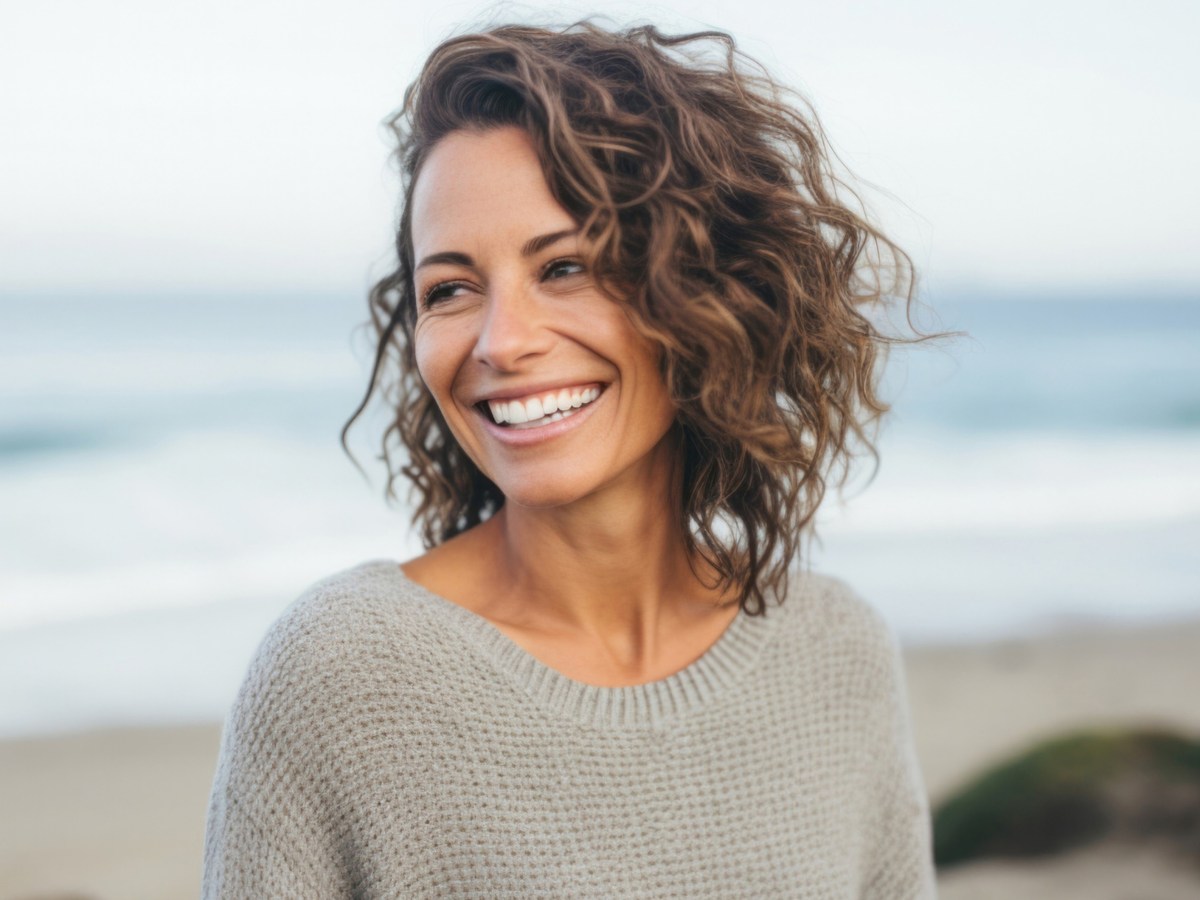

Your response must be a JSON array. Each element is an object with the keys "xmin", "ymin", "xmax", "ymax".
[
  {"xmin": 246, "ymin": 560, "xmax": 406, "ymax": 674},
  {"xmin": 266, "ymin": 558, "xmax": 413, "ymax": 637},
  {"xmin": 212, "ymin": 560, "xmax": 462, "ymax": 792},
  {"xmin": 771, "ymin": 569, "xmax": 904, "ymax": 701},
  {"xmin": 779, "ymin": 569, "xmax": 897, "ymax": 652},
  {"xmin": 224, "ymin": 560, "xmax": 451, "ymax": 734}
]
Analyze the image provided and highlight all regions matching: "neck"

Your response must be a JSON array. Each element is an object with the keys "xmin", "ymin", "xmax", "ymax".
[{"xmin": 476, "ymin": 429, "xmax": 732, "ymax": 645}]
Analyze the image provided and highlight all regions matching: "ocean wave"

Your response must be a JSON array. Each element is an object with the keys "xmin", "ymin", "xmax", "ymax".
[
  {"xmin": 819, "ymin": 430, "xmax": 1200, "ymax": 535},
  {"xmin": 1, "ymin": 425, "xmax": 1197, "ymax": 632}
]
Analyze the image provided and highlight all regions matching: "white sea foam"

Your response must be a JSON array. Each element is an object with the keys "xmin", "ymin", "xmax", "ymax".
[
  {"xmin": 0, "ymin": 346, "xmax": 358, "ymax": 397},
  {"xmin": 0, "ymin": 430, "xmax": 417, "ymax": 630},
  {"xmin": 811, "ymin": 516, "xmax": 1200, "ymax": 645},
  {"xmin": 0, "ymin": 598, "xmax": 288, "ymax": 739},
  {"xmin": 817, "ymin": 429, "xmax": 1200, "ymax": 536},
  {"xmin": 2, "ymin": 426, "xmax": 1196, "ymax": 632}
]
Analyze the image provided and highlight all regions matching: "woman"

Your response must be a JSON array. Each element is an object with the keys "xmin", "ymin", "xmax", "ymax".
[{"xmin": 203, "ymin": 20, "xmax": 935, "ymax": 899}]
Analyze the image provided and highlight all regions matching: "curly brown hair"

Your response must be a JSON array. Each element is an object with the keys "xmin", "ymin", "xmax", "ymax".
[{"xmin": 343, "ymin": 20, "xmax": 934, "ymax": 616}]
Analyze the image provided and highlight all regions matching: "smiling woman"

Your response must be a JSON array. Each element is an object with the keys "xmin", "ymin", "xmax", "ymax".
[{"xmin": 202, "ymin": 19, "xmax": 937, "ymax": 899}]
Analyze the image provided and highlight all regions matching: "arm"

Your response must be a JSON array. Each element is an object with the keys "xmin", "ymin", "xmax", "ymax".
[
  {"xmin": 201, "ymin": 609, "xmax": 353, "ymax": 898},
  {"xmin": 203, "ymin": 769, "xmax": 336, "ymax": 898},
  {"xmin": 860, "ymin": 617, "xmax": 937, "ymax": 900}
]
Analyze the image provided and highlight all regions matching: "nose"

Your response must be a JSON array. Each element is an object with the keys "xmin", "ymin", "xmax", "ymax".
[{"xmin": 470, "ymin": 277, "xmax": 554, "ymax": 371}]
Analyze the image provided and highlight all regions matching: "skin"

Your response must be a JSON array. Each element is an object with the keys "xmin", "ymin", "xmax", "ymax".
[{"xmin": 399, "ymin": 126, "xmax": 739, "ymax": 687}]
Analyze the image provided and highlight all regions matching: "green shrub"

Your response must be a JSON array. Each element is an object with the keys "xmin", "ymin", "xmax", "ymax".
[{"xmin": 933, "ymin": 728, "xmax": 1200, "ymax": 868}]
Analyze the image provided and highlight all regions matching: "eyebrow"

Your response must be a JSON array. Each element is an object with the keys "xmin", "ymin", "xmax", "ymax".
[{"xmin": 414, "ymin": 228, "xmax": 578, "ymax": 271}]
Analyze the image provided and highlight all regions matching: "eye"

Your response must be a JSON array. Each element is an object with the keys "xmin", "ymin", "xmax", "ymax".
[
  {"xmin": 422, "ymin": 280, "xmax": 472, "ymax": 308},
  {"xmin": 542, "ymin": 258, "xmax": 586, "ymax": 281}
]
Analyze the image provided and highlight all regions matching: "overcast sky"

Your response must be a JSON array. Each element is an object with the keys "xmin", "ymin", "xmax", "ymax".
[{"xmin": 4, "ymin": 0, "xmax": 1198, "ymax": 297}]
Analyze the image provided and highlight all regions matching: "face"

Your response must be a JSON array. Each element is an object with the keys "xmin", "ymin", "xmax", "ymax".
[{"xmin": 408, "ymin": 126, "xmax": 678, "ymax": 510}]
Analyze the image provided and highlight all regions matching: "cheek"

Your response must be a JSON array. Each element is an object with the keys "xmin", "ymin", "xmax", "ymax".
[
  {"xmin": 634, "ymin": 350, "xmax": 676, "ymax": 428},
  {"xmin": 412, "ymin": 324, "xmax": 457, "ymax": 395},
  {"xmin": 412, "ymin": 323, "xmax": 482, "ymax": 451},
  {"xmin": 412, "ymin": 339, "xmax": 436, "ymax": 390}
]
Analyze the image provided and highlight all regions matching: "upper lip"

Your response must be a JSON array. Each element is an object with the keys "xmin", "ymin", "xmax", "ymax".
[{"xmin": 470, "ymin": 380, "xmax": 608, "ymax": 405}]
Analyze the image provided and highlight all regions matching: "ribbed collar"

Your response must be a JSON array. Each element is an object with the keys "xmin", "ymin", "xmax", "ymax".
[{"xmin": 370, "ymin": 559, "xmax": 782, "ymax": 730}]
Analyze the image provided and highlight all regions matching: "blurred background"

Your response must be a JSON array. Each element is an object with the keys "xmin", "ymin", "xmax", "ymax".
[{"xmin": 2, "ymin": 1, "xmax": 1198, "ymax": 898}]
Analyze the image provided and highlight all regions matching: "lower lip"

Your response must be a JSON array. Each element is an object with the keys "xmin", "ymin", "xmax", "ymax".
[{"xmin": 477, "ymin": 387, "xmax": 607, "ymax": 447}]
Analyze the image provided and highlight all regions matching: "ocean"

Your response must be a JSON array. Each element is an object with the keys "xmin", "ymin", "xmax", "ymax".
[{"xmin": 2, "ymin": 290, "xmax": 1198, "ymax": 738}]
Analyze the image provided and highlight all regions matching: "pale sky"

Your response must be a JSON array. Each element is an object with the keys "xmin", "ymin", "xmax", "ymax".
[{"xmin": 4, "ymin": 0, "xmax": 1198, "ymax": 296}]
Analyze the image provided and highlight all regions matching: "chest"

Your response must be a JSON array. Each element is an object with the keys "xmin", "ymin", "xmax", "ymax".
[
  {"xmin": 482, "ymin": 608, "xmax": 743, "ymax": 688},
  {"xmin": 340, "ymin": 693, "xmax": 875, "ymax": 898}
]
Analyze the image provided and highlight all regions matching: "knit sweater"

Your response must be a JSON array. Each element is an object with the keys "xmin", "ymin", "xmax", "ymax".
[{"xmin": 202, "ymin": 559, "xmax": 935, "ymax": 898}]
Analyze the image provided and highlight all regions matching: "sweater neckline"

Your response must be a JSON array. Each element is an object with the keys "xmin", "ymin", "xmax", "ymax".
[{"xmin": 372, "ymin": 559, "xmax": 782, "ymax": 729}]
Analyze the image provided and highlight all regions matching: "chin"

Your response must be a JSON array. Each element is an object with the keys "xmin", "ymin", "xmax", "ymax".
[{"xmin": 496, "ymin": 482, "xmax": 595, "ymax": 511}]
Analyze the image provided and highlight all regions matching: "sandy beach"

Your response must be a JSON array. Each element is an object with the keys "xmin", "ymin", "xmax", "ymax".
[
  {"xmin": 907, "ymin": 620, "xmax": 1200, "ymax": 899},
  {"xmin": 2, "ymin": 619, "xmax": 1198, "ymax": 900}
]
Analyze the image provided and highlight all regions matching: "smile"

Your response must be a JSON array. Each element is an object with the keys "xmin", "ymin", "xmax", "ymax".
[
  {"xmin": 474, "ymin": 383, "xmax": 608, "ymax": 446},
  {"xmin": 484, "ymin": 384, "xmax": 602, "ymax": 426}
]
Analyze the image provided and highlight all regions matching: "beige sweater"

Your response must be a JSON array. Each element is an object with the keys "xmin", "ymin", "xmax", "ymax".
[{"xmin": 202, "ymin": 559, "xmax": 935, "ymax": 898}]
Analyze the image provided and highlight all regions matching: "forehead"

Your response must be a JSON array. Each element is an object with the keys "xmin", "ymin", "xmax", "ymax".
[{"xmin": 409, "ymin": 127, "xmax": 576, "ymax": 259}]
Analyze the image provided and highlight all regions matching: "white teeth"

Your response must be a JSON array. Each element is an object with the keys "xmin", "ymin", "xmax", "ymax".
[
  {"xmin": 508, "ymin": 407, "xmax": 578, "ymax": 429},
  {"xmin": 485, "ymin": 386, "xmax": 602, "ymax": 427}
]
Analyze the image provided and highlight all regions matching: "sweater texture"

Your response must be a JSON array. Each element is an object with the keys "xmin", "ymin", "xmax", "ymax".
[{"xmin": 202, "ymin": 559, "xmax": 935, "ymax": 898}]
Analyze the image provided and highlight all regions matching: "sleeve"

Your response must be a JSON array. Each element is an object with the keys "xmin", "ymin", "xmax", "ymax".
[
  {"xmin": 860, "ymin": 612, "xmax": 937, "ymax": 900},
  {"xmin": 200, "ymin": 607, "xmax": 353, "ymax": 898}
]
